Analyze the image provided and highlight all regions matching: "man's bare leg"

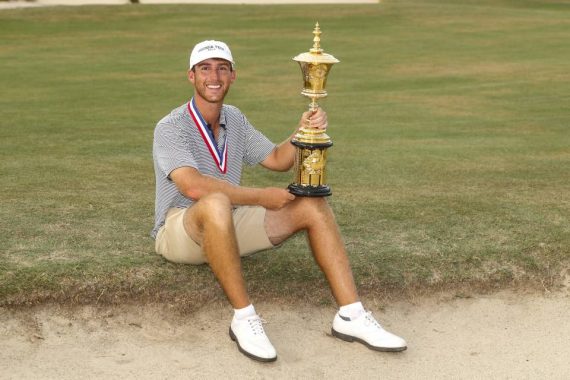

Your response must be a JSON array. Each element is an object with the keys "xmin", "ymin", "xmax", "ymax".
[
  {"xmin": 265, "ymin": 197, "xmax": 359, "ymax": 306},
  {"xmin": 183, "ymin": 192, "xmax": 250, "ymax": 309},
  {"xmin": 266, "ymin": 196, "xmax": 407, "ymax": 352},
  {"xmin": 183, "ymin": 192, "xmax": 277, "ymax": 361}
]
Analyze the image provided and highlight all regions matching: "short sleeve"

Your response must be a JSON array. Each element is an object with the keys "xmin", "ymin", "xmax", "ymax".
[
  {"xmin": 153, "ymin": 118, "xmax": 198, "ymax": 178},
  {"xmin": 241, "ymin": 114, "xmax": 277, "ymax": 166}
]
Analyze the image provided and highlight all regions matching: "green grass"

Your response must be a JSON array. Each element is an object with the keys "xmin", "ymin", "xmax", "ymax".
[{"xmin": 1, "ymin": 1, "xmax": 569, "ymax": 307}]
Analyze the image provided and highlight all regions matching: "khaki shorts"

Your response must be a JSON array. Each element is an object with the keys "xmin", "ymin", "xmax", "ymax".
[{"xmin": 155, "ymin": 206, "xmax": 274, "ymax": 265}]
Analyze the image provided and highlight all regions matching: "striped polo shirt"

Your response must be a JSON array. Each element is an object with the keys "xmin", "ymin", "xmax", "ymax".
[{"xmin": 151, "ymin": 99, "xmax": 276, "ymax": 238}]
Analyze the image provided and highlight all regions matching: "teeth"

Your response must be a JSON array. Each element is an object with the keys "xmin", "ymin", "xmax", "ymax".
[{"xmin": 207, "ymin": 85, "xmax": 221, "ymax": 89}]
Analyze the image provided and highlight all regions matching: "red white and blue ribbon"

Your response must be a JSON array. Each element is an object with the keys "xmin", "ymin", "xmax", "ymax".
[{"xmin": 187, "ymin": 98, "xmax": 228, "ymax": 174}]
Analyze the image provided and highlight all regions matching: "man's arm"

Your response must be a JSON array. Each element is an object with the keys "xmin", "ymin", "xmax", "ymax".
[
  {"xmin": 261, "ymin": 108, "xmax": 328, "ymax": 172},
  {"xmin": 170, "ymin": 167, "xmax": 295, "ymax": 210},
  {"xmin": 170, "ymin": 108, "xmax": 327, "ymax": 209}
]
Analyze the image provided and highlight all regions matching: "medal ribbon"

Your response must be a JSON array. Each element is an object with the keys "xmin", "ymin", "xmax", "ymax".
[{"xmin": 187, "ymin": 98, "xmax": 228, "ymax": 174}]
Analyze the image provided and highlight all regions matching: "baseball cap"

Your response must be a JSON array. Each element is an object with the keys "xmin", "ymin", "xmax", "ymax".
[{"xmin": 189, "ymin": 40, "xmax": 235, "ymax": 70}]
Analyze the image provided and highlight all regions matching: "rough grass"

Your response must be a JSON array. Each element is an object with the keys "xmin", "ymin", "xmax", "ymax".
[{"xmin": 0, "ymin": 0, "xmax": 569, "ymax": 308}]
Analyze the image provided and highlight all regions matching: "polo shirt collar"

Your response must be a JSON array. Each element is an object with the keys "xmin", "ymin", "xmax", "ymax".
[
  {"xmin": 219, "ymin": 106, "xmax": 227, "ymax": 129},
  {"xmin": 187, "ymin": 98, "xmax": 227, "ymax": 130}
]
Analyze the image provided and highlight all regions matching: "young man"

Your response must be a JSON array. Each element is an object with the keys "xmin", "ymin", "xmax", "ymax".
[{"xmin": 152, "ymin": 40, "xmax": 407, "ymax": 362}]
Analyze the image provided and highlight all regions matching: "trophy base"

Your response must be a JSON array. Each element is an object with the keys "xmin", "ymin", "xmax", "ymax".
[{"xmin": 288, "ymin": 183, "xmax": 332, "ymax": 197}]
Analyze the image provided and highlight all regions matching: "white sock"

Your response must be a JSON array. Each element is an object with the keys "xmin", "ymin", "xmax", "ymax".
[
  {"xmin": 339, "ymin": 301, "xmax": 365, "ymax": 320},
  {"xmin": 234, "ymin": 304, "xmax": 256, "ymax": 320}
]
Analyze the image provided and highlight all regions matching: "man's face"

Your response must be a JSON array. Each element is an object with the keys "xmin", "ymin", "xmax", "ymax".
[{"xmin": 188, "ymin": 58, "xmax": 236, "ymax": 104}]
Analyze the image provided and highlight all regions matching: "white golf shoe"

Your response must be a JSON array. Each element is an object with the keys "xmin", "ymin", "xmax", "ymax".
[
  {"xmin": 332, "ymin": 311, "xmax": 407, "ymax": 352},
  {"xmin": 229, "ymin": 315, "xmax": 277, "ymax": 362}
]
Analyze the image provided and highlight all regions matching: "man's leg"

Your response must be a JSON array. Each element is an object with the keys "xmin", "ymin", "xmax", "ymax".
[
  {"xmin": 265, "ymin": 197, "xmax": 358, "ymax": 306},
  {"xmin": 183, "ymin": 192, "xmax": 249, "ymax": 309},
  {"xmin": 183, "ymin": 193, "xmax": 277, "ymax": 362},
  {"xmin": 265, "ymin": 197, "xmax": 407, "ymax": 352}
]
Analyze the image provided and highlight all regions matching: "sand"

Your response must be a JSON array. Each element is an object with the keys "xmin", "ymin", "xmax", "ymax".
[{"xmin": 2, "ymin": 290, "xmax": 569, "ymax": 379}]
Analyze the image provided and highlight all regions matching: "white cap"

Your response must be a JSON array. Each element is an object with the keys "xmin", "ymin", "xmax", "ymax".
[{"xmin": 189, "ymin": 40, "xmax": 234, "ymax": 70}]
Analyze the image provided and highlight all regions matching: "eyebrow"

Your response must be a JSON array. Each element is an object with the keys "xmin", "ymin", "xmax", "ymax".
[{"xmin": 197, "ymin": 61, "xmax": 231, "ymax": 68}]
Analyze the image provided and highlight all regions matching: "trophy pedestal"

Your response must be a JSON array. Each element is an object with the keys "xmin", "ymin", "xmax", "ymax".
[
  {"xmin": 288, "ymin": 183, "xmax": 332, "ymax": 197},
  {"xmin": 288, "ymin": 137, "xmax": 333, "ymax": 197}
]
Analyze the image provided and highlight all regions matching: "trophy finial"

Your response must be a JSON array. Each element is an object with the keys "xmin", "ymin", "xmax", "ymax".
[
  {"xmin": 293, "ymin": 23, "xmax": 339, "ymax": 109},
  {"xmin": 310, "ymin": 22, "xmax": 323, "ymax": 54}
]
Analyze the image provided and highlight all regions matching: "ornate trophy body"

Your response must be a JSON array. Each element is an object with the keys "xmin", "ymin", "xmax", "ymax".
[{"xmin": 288, "ymin": 23, "xmax": 339, "ymax": 197}]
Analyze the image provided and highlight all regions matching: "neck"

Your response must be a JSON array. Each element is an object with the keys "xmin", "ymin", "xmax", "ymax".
[{"xmin": 193, "ymin": 96, "xmax": 222, "ymax": 128}]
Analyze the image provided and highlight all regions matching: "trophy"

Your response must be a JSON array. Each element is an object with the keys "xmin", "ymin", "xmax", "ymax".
[{"xmin": 288, "ymin": 23, "xmax": 339, "ymax": 197}]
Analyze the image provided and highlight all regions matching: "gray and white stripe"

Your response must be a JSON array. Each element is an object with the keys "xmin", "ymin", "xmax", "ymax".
[{"xmin": 151, "ymin": 101, "xmax": 276, "ymax": 238}]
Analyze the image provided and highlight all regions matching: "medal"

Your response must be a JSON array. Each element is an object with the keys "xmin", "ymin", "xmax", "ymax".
[{"xmin": 187, "ymin": 98, "xmax": 228, "ymax": 173}]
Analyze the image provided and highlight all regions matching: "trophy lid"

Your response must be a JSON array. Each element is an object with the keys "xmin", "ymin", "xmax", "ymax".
[{"xmin": 293, "ymin": 22, "xmax": 340, "ymax": 65}]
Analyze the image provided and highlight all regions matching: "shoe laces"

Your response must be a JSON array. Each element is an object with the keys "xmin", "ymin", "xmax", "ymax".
[
  {"xmin": 247, "ymin": 315, "xmax": 267, "ymax": 336},
  {"xmin": 364, "ymin": 311, "xmax": 383, "ymax": 330}
]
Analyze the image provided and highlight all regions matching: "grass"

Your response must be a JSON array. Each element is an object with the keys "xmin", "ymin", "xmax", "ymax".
[{"xmin": 0, "ymin": 0, "xmax": 568, "ymax": 307}]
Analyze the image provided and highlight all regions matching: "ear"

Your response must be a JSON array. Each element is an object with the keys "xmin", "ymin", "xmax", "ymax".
[
  {"xmin": 187, "ymin": 69, "xmax": 195, "ymax": 84},
  {"xmin": 230, "ymin": 69, "xmax": 236, "ymax": 83}
]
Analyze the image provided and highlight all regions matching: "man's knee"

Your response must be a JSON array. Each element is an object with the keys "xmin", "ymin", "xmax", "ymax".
[
  {"xmin": 285, "ymin": 197, "xmax": 335, "ymax": 230},
  {"xmin": 187, "ymin": 193, "xmax": 234, "ymax": 233},
  {"xmin": 200, "ymin": 192, "xmax": 231, "ymax": 209},
  {"xmin": 198, "ymin": 192, "xmax": 233, "ymax": 220},
  {"xmin": 296, "ymin": 196, "xmax": 331, "ymax": 215}
]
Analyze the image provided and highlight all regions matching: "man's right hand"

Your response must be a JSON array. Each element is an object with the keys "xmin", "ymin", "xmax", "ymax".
[{"xmin": 259, "ymin": 187, "xmax": 296, "ymax": 210}]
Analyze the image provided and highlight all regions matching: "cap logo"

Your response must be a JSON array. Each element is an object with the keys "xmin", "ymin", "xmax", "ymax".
[{"xmin": 198, "ymin": 45, "xmax": 226, "ymax": 53}]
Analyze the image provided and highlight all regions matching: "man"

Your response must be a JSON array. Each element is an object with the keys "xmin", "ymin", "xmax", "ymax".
[{"xmin": 152, "ymin": 40, "xmax": 406, "ymax": 362}]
